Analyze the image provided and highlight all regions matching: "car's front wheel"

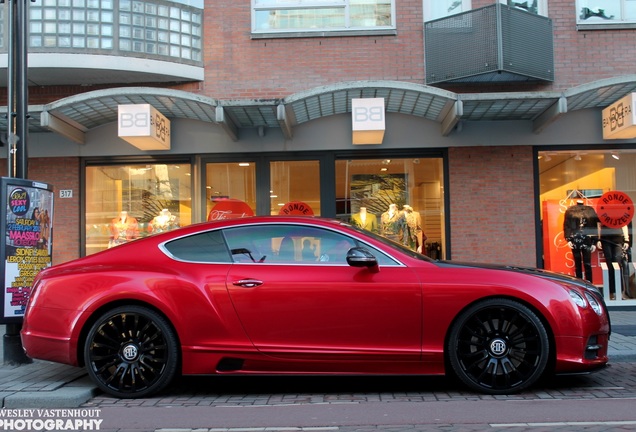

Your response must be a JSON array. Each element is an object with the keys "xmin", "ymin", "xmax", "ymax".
[
  {"xmin": 447, "ymin": 298, "xmax": 550, "ymax": 394},
  {"xmin": 84, "ymin": 305, "xmax": 179, "ymax": 398}
]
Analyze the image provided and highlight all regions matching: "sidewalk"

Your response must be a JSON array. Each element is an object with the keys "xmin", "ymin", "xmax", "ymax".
[{"xmin": 1, "ymin": 310, "xmax": 635, "ymax": 409}]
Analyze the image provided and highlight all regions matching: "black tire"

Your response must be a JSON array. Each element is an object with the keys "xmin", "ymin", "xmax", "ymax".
[
  {"xmin": 447, "ymin": 298, "xmax": 550, "ymax": 394},
  {"xmin": 84, "ymin": 305, "xmax": 179, "ymax": 398}
]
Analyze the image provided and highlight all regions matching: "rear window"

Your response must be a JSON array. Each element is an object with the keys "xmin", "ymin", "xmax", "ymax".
[{"xmin": 163, "ymin": 230, "xmax": 231, "ymax": 263}]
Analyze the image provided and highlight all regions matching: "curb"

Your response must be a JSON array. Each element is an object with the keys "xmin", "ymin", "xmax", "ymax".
[{"xmin": 1, "ymin": 377, "xmax": 98, "ymax": 409}]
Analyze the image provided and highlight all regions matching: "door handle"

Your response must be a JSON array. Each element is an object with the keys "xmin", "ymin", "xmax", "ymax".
[{"xmin": 233, "ymin": 279, "xmax": 263, "ymax": 288}]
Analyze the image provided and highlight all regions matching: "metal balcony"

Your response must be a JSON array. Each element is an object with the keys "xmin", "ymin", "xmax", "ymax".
[{"xmin": 424, "ymin": 3, "xmax": 554, "ymax": 85}]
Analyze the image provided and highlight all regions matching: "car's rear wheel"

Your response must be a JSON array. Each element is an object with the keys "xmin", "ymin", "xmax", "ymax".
[
  {"xmin": 447, "ymin": 298, "xmax": 549, "ymax": 394},
  {"xmin": 84, "ymin": 305, "xmax": 179, "ymax": 398}
]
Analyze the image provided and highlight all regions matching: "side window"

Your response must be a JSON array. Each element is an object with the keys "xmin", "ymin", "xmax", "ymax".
[
  {"xmin": 162, "ymin": 230, "xmax": 231, "ymax": 263},
  {"xmin": 224, "ymin": 224, "xmax": 357, "ymax": 264},
  {"xmin": 223, "ymin": 224, "xmax": 399, "ymax": 266}
]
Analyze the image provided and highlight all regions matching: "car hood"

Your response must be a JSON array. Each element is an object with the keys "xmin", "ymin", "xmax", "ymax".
[{"xmin": 436, "ymin": 260, "xmax": 599, "ymax": 293}]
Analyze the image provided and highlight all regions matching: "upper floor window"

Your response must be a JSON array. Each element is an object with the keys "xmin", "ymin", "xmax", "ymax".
[
  {"xmin": 577, "ymin": 0, "xmax": 636, "ymax": 25},
  {"xmin": 424, "ymin": 0, "xmax": 470, "ymax": 21},
  {"xmin": 425, "ymin": 0, "xmax": 547, "ymax": 22},
  {"xmin": 252, "ymin": 0, "xmax": 394, "ymax": 34},
  {"xmin": 502, "ymin": 0, "xmax": 547, "ymax": 15}
]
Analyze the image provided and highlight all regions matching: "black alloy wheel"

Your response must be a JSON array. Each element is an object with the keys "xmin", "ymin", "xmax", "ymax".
[
  {"xmin": 447, "ymin": 298, "xmax": 550, "ymax": 394},
  {"xmin": 84, "ymin": 305, "xmax": 179, "ymax": 398}
]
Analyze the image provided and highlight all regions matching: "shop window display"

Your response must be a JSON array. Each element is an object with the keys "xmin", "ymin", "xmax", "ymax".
[
  {"xmin": 335, "ymin": 158, "xmax": 444, "ymax": 259},
  {"xmin": 85, "ymin": 163, "xmax": 192, "ymax": 255},
  {"xmin": 539, "ymin": 150, "xmax": 636, "ymax": 302},
  {"xmin": 205, "ymin": 162, "xmax": 256, "ymax": 221}
]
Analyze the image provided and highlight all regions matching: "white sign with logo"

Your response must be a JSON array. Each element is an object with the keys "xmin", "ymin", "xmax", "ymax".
[
  {"xmin": 602, "ymin": 93, "xmax": 636, "ymax": 140},
  {"xmin": 352, "ymin": 98, "xmax": 385, "ymax": 145},
  {"xmin": 118, "ymin": 104, "xmax": 171, "ymax": 150}
]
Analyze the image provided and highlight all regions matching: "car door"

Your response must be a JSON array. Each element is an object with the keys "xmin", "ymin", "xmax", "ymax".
[{"xmin": 223, "ymin": 223, "xmax": 422, "ymax": 361}]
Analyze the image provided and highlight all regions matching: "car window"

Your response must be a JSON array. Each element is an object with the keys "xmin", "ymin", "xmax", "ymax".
[
  {"xmin": 223, "ymin": 223, "xmax": 399, "ymax": 265},
  {"xmin": 162, "ymin": 230, "xmax": 232, "ymax": 263}
]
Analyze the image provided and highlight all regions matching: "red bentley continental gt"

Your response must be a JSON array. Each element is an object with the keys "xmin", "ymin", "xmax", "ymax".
[{"xmin": 21, "ymin": 216, "xmax": 610, "ymax": 398}]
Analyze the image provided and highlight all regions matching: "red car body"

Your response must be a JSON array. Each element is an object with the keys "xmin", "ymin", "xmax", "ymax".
[{"xmin": 21, "ymin": 216, "xmax": 610, "ymax": 398}]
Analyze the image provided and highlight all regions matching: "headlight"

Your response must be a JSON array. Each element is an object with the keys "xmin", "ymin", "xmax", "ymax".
[
  {"xmin": 584, "ymin": 291, "xmax": 603, "ymax": 315},
  {"xmin": 569, "ymin": 290, "xmax": 587, "ymax": 308}
]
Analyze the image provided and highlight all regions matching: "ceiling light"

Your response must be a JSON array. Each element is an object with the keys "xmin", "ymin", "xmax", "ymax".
[
  {"xmin": 239, "ymin": 162, "xmax": 250, "ymax": 166},
  {"xmin": 612, "ymin": 153, "xmax": 620, "ymax": 160},
  {"xmin": 574, "ymin": 154, "xmax": 581, "ymax": 161}
]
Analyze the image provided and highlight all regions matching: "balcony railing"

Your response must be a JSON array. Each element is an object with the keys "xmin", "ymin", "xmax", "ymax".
[{"xmin": 424, "ymin": 3, "xmax": 554, "ymax": 85}]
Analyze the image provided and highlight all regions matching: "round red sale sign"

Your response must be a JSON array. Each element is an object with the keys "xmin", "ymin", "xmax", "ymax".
[
  {"xmin": 208, "ymin": 199, "xmax": 254, "ymax": 221},
  {"xmin": 595, "ymin": 191, "xmax": 635, "ymax": 228}
]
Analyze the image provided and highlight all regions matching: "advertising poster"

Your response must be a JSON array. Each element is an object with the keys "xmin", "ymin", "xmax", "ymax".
[{"xmin": 1, "ymin": 178, "xmax": 54, "ymax": 324}]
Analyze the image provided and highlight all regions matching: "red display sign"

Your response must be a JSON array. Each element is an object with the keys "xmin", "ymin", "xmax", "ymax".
[
  {"xmin": 595, "ymin": 190, "xmax": 635, "ymax": 228},
  {"xmin": 278, "ymin": 201, "xmax": 314, "ymax": 216},
  {"xmin": 208, "ymin": 199, "xmax": 254, "ymax": 221}
]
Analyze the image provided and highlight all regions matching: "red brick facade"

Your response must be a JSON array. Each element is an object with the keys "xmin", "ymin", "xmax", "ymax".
[{"xmin": 449, "ymin": 146, "xmax": 536, "ymax": 265}]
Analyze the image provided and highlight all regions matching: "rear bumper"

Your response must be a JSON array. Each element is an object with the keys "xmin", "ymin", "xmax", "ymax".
[{"xmin": 20, "ymin": 305, "xmax": 79, "ymax": 366}]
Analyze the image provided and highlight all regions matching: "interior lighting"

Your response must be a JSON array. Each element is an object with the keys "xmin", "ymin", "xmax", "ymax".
[
  {"xmin": 574, "ymin": 154, "xmax": 582, "ymax": 161},
  {"xmin": 612, "ymin": 153, "xmax": 620, "ymax": 160}
]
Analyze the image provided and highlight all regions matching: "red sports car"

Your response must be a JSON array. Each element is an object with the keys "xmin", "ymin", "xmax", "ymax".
[{"xmin": 21, "ymin": 216, "xmax": 610, "ymax": 398}]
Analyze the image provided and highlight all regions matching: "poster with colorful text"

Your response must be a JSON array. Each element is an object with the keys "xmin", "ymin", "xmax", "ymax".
[{"xmin": 1, "ymin": 178, "xmax": 54, "ymax": 323}]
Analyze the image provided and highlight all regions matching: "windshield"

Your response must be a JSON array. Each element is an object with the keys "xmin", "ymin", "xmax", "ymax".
[{"xmin": 345, "ymin": 222, "xmax": 435, "ymax": 262}]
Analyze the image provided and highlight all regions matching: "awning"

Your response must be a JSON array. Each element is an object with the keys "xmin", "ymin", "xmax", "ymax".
[{"xmin": 4, "ymin": 76, "xmax": 636, "ymax": 144}]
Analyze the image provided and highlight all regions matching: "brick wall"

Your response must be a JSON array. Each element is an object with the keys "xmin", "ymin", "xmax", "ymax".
[
  {"xmin": 0, "ymin": 0, "xmax": 633, "ymax": 105},
  {"xmin": 0, "ymin": 158, "xmax": 80, "ymax": 265},
  {"xmin": 448, "ymin": 146, "xmax": 536, "ymax": 267},
  {"xmin": 201, "ymin": 0, "xmax": 426, "ymax": 99}
]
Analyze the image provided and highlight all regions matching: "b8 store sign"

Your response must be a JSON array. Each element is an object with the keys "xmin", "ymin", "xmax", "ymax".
[
  {"xmin": 601, "ymin": 93, "xmax": 636, "ymax": 140},
  {"xmin": 118, "ymin": 104, "xmax": 171, "ymax": 149}
]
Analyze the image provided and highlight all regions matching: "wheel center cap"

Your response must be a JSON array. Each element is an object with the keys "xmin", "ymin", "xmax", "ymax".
[
  {"xmin": 122, "ymin": 343, "xmax": 139, "ymax": 361},
  {"xmin": 489, "ymin": 338, "xmax": 508, "ymax": 357}
]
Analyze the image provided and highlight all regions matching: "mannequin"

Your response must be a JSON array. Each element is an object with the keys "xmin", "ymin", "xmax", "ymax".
[
  {"xmin": 150, "ymin": 208, "xmax": 179, "ymax": 233},
  {"xmin": 381, "ymin": 203, "xmax": 405, "ymax": 242},
  {"xmin": 109, "ymin": 211, "xmax": 139, "ymax": 248},
  {"xmin": 563, "ymin": 200, "xmax": 598, "ymax": 282},
  {"xmin": 350, "ymin": 206, "xmax": 378, "ymax": 232},
  {"xmin": 597, "ymin": 223, "xmax": 630, "ymax": 300},
  {"xmin": 402, "ymin": 204, "xmax": 426, "ymax": 253}
]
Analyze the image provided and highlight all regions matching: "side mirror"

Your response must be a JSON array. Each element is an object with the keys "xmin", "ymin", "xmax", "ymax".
[{"xmin": 346, "ymin": 247, "xmax": 379, "ymax": 272}]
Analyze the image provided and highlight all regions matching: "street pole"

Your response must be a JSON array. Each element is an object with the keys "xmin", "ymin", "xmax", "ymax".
[{"xmin": 3, "ymin": 0, "xmax": 32, "ymax": 365}]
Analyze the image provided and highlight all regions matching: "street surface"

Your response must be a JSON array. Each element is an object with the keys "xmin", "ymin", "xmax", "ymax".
[{"xmin": 80, "ymin": 362, "xmax": 636, "ymax": 432}]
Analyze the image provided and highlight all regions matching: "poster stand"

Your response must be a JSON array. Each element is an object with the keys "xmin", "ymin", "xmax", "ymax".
[{"xmin": 1, "ymin": 177, "xmax": 54, "ymax": 364}]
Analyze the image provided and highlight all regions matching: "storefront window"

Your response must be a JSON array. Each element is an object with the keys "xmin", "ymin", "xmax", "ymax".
[
  {"xmin": 270, "ymin": 160, "xmax": 321, "ymax": 216},
  {"xmin": 205, "ymin": 162, "xmax": 256, "ymax": 221},
  {"xmin": 539, "ymin": 150, "xmax": 636, "ymax": 303},
  {"xmin": 85, "ymin": 163, "xmax": 192, "ymax": 255},
  {"xmin": 335, "ymin": 158, "xmax": 445, "ymax": 259}
]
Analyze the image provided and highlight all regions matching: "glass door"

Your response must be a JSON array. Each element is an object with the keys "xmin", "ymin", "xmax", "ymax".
[{"xmin": 270, "ymin": 160, "xmax": 321, "ymax": 216}]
